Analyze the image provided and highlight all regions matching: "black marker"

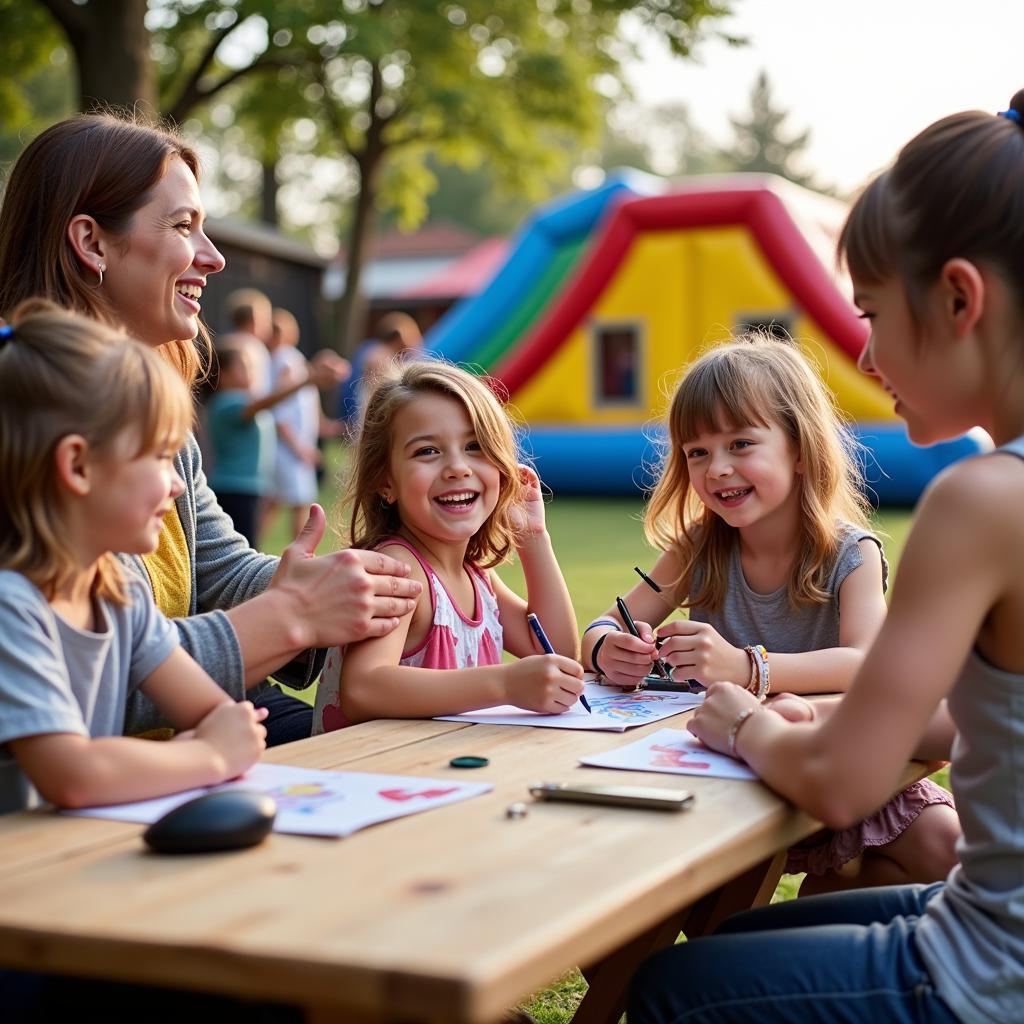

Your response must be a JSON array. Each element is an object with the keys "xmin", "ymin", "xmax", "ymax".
[
  {"xmin": 634, "ymin": 566, "xmax": 662, "ymax": 592},
  {"xmin": 632, "ymin": 571, "xmax": 702, "ymax": 694},
  {"xmin": 527, "ymin": 612, "xmax": 591, "ymax": 713},
  {"xmin": 615, "ymin": 596, "xmax": 672, "ymax": 680}
]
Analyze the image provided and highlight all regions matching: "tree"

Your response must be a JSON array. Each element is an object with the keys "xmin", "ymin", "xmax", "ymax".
[
  {"xmin": 15, "ymin": 0, "xmax": 739, "ymax": 350},
  {"xmin": 724, "ymin": 69, "xmax": 823, "ymax": 189},
  {"xmin": 305, "ymin": 0, "xmax": 739, "ymax": 349}
]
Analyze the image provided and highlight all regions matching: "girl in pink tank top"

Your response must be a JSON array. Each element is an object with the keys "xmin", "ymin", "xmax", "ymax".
[{"xmin": 314, "ymin": 361, "xmax": 583, "ymax": 733}]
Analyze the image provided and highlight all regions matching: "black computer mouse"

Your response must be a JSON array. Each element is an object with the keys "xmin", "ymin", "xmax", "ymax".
[{"xmin": 143, "ymin": 789, "xmax": 277, "ymax": 854}]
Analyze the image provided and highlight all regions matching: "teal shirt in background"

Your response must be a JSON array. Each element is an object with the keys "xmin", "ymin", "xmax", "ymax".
[{"xmin": 207, "ymin": 390, "xmax": 275, "ymax": 496}]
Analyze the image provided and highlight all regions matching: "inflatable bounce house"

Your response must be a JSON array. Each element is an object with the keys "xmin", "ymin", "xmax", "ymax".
[{"xmin": 425, "ymin": 172, "xmax": 982, "ymax": 504}]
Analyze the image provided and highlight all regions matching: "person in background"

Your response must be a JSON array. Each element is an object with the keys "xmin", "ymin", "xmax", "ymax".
[{"xmin": 260, "ymin": 307, "xmax": 350, "ymax": 545}]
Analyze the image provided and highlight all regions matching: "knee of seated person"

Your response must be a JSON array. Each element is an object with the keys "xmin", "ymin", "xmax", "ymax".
[{"xmin": 911, "ymin": 805, "xmax": 961, "ymax": 880}]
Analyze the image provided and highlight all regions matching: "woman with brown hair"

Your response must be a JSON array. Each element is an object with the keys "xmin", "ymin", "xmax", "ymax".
[{"xmin": 0, "ymin": 112, "xmax": 421, "ymax": 745}]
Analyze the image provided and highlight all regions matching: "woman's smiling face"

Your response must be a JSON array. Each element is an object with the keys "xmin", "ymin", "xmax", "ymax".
[{"xmin": 100, "ymin": 156, "xmax": 224, "ymax": 349}]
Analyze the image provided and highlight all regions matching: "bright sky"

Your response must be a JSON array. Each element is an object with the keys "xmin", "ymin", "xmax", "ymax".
[{"xmin": 624, "ymin": 0, "xmax": 1024, "ymax": 194}]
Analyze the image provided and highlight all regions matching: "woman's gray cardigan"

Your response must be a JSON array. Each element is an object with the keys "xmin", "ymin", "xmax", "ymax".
[{"xmin": 119, "ymin": 433, "xmax": 283, "ymax": 733}]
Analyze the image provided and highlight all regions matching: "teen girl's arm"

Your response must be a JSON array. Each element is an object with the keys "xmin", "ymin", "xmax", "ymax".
[
  {"xmin": 493, "ymin": 466, "xmax": 578, "ymax": 659},
  {"xmin": 689, "ymin": 458, "xmax": 1013, "ymax": 827},
  {"xmin": 580, "ymin": 548, "xmax": 682, "ymax": 685},
  {"xmin": 339, "ymin": 545, "xmax": 583, "ymax": 723}
]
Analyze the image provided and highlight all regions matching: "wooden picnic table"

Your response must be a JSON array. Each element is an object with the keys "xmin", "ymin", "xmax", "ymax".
[{"xmin": 0, "ymin": 710, "xmax": 928, "ymax": 1023}]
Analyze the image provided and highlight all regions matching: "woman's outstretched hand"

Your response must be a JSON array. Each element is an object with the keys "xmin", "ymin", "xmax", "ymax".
[{"xmin": 269, "ymin": 504, "xmax": 422, "ymax": 648}]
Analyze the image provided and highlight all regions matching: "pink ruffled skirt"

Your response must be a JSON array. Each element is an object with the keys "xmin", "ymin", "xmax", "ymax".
[{"xmin": 785, "ymin": 778, "xmax": 955, "ymax": 876}]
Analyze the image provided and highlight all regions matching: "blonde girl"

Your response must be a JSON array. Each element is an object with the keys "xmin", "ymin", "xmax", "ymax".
[
  {"xmin": 0, "ymin": 301, "xmax": 266, "ymax": 812},
  {"xmin": 314, "ymin": 360, "xmax": 582, "ymax": 732},
  {"xmin": 582, "ymin": 334, "xmax": 958, "ymax": 893}
]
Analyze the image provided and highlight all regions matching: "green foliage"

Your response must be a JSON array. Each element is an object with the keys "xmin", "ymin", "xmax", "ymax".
[{"xmin": 0, "ymin": 0, "xmax": 73, "ymax": 169}]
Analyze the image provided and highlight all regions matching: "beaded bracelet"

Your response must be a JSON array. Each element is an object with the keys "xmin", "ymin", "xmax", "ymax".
[
  {"xmin": 744, "ymin": 644, "xmax": 770, "ymax": 702},
  {"xmin": 727, "ymin": 706, "xmax": 759, "ymax": 756}
]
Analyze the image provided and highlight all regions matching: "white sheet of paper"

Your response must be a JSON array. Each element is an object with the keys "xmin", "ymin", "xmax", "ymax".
[
  {"xmin": 579, "ymin": 727, "xmax": 758, "ymax": 780},
  {"xmin": 436, "ymin": 681, "xmax": 703, "ymax": 731},
  {"xmin": 65, "ymin": 762, "xmax": 492, "ymax": 837}
]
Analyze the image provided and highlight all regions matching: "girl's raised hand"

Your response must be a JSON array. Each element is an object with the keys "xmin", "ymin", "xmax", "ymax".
[
  {"xmin": 687, "ymin": 681, "xmax": 760, "ymax": 756},
  {"xmin": 595, "ymin": 624, "xmax": 658, "ymax": 687},
  {"xmin": 510, "ymin": 464, "xmax": 547, "ymax": 538},
  {"xmin": 505, "ymin": 654, "xmax": 585, "ymax": 714},
  {"xmin": 657, "ymin": 620, "xmax": 749, "ymax": 687}
]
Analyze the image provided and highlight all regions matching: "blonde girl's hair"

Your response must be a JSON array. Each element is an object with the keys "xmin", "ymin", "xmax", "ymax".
[
  {"xmin": 346, "ymin": 359, "xmax": 527, "ymax": 569},
  {"xmin": 0, "ymin": 112, "xmax": 211, "ymax": 388},
  {"xmin": 644, "ymin": 332, "xmax": 870, "ymax": 611},
  {"xmin": 0, "ymin": 300, "xmax": 193, "ymax": 604}
]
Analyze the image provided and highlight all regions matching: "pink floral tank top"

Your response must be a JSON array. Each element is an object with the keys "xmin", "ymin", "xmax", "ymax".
[{"xmin": 312, "ymin": 537, "xmax": 503, "ymax": 735}]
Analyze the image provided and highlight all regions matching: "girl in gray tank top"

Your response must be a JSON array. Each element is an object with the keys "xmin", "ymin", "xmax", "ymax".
[
  {"xmin": 630, "ymin": 95, "xmax": 1024, "ymax": 1024},
  {"xmin": 583, "ymin": 334, "xmax": 958, "ymax": 896}
]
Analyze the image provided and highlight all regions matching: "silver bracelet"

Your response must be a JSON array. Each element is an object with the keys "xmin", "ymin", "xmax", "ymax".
[{"xmin": 727, "ymin": 706, "xmax": 758, "ymax": 756}]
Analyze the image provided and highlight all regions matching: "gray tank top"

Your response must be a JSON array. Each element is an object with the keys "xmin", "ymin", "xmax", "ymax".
[
  {"xmin": 916, "ymin": 436, "xmax": 1024, "ymax": 1024},
  {"xmin": 688, "ymin": 526, "xmax": 887, "ymax": 652}
]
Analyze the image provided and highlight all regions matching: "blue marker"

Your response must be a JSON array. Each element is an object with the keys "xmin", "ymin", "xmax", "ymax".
[{"xmin": 526, "ymin": 612, "xmax": 591, "ymax": 713}]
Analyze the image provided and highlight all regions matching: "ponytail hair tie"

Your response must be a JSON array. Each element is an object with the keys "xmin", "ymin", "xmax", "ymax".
[{"xmin": 998, "ymin": 109, "xmax": 1022, "ymax": 125}]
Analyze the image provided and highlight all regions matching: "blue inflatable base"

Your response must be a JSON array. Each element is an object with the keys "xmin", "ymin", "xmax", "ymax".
[{"xmin": 517, "ymin": 423, "xmax": 984, "ymax": 506}]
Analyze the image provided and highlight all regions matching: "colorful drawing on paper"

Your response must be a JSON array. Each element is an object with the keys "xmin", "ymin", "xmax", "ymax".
[
  {"xmin": 587, "ymin": 691, "xmax": 688, "ymax": 722},
  {"xmin": 265, "ymin": 780, "xmax": 346, "ymax": 815},
  {"xmin": 579, "ymin": 728, "xmax": 758, "ymax": 780},
  {"xmin": 67, "ymin": 763, "xmax": 493, "ymax": 837},
  {"xmin": 435, "ymin": 681, "xmax": 703, "ymax": 731}
]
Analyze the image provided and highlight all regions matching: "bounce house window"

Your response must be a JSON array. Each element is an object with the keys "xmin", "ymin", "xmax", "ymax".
[
  {"xmin": 737, "ymin": 315, "xmax": 793, "ymax": 341},
  {"xmin": 594, "ymin": 325, "xmax": 641, "ymax": 406}
]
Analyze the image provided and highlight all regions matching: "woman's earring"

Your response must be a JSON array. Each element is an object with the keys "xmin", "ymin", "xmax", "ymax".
[{"xmin": 91, "ymin": 263, "xmax": 106, "ymax": 289}]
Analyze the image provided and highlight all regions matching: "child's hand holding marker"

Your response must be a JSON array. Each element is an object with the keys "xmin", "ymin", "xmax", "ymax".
[
  {"xmin": 527, "ymin": 613, "xmax": 590, "ymax": 713},
  {"xmin": 588, "ymin": 599, "xmax": 665, "ymax": 688}
]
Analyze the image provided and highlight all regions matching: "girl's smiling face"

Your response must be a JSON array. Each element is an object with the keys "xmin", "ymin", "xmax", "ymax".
[
  {"xmin": 683, "ymin": 419, "xmax": 802, "ymax": 532},
  {"xmin": 100, "ymin": 157, "xmax": 225, "ymax": 349},
  {"xmin": 383, "ymin": 392, "xmax": 502, "ymax": 551}
]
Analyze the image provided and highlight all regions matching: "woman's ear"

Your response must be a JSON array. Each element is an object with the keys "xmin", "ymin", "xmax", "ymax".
[
  {"xmin": 938, "ymin": 258, "xmax": 984, "ymax": 338},
  {"xmin": 53, "ymin": 435, "xmax": 93, "ymax": 497},
  {"xmin": 66, "ymin": 215, "xmax": 108, "ymax": 279}
]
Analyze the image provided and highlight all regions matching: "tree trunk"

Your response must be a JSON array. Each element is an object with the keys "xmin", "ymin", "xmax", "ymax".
[
  {"xmin": 261, "ymin": 161, "xmax": 278, "ymax": 226},
  {"xmin": 334, "ymin": 64, "xmax": 388, "ymax": 356},
  {"xmin": 41, "ymin": 0, "xmax": 156, "ymax": 114}
]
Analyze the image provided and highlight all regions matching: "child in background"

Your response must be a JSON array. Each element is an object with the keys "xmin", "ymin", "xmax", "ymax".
[
  {"xmin": 0, "ymin": 301, "xmax": 266, "ymax": 813},
  {"xmin": 583, "ymin": 334, "xmax": 958, "ymax": 894},
  {"xmin": 207, "ymin": 337, "xmax": 338, "ymax": 546},
  {"xmin": 313, "ymin": 360, "xmax": 583, "ymax": 733},
  {"xmin": 629, "ymin": 96, "xmax": 1024, "ymax": 1024},
  {"xmin": 261, "ymin": 307, "xmax": 348, "ymax": 544}
]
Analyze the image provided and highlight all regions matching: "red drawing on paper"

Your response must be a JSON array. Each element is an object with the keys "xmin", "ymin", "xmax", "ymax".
[
  {"xmin": 649, "ymin": 742, "xmax": 711, "ymax": 772},
  {"xmin": 378, "ymin": 787, "xmax": 460, "ymax": 802}
]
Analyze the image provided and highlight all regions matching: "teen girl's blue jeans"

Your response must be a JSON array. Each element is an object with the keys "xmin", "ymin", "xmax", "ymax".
[{"xmin": 627, "ymin": 883, "xmax": 961, "ymax": 1023}]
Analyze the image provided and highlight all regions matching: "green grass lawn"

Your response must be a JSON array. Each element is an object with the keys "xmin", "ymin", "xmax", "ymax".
[{"xmin": 261, "ymin": 444, "xmax": 921, "ymax": 1022}]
